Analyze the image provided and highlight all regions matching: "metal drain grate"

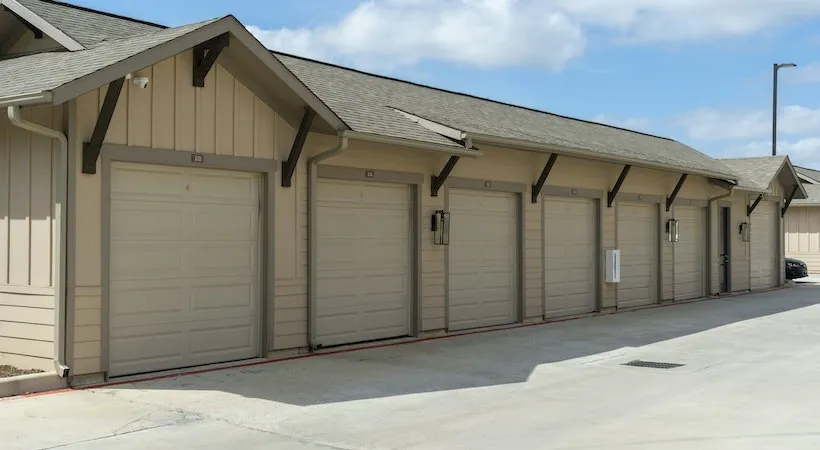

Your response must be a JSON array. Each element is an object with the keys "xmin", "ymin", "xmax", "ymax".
[{"xmin": 622, "ymin": 360, "xmax": 685, "ymax": 370}]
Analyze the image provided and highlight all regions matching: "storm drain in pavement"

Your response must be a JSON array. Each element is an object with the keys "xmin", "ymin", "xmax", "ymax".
[{"xmin": 622, "ymin": 360, "xmax": 685, "ymax": 370}]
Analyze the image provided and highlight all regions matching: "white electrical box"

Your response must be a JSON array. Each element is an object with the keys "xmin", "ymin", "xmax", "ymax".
[{"xmin": 605, "ymin": 249, "xmax": 621, "ymax": 283}]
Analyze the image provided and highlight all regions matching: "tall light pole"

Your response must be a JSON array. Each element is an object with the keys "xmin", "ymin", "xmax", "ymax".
[{"xmin": 773, "ymin": 63, "xmax": 797, "ymax": 156}]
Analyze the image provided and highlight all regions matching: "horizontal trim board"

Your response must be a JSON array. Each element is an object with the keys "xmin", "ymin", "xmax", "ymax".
[
  {"xmin": 101, "ymin": 144, "xmax": 276, "ymax": 174},
  {"xmin": 447, "ymin": 177, "xmax": 526, "ymax": 193},
  {"xmin": 317, "ymin": 165, "xmax": 424, "ymax": 185},
  {"xmin": 675, "ymin": 198, "xmax": 709, "ymax": 208},
  {"xmin": 0, "ymin": 285, "xmax": 55, "ymax": 296},
  {"xmin": 616, "ymin": 192, "xmax": 663, "ymax": 204},
  {"xmin": 541, "ymin": 186, "xmax": 603, "ymax": 200}
]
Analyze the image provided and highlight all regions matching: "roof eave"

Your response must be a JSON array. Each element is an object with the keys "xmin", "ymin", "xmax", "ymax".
[
  {"xmin": 466, "ymin": 132, "xmax": 737, "ymax": 182},
  {"xmin": 0, "ymin": 90, "xmax": 52, "ymax": 108},
  {"xmin": 780, "ymin": 156, "xmax": 809, "ymax": 200}
]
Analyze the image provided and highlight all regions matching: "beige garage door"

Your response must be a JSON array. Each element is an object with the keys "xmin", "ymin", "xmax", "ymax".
[
  {"xmin": 617, "ymin": 202, "xmax": 658, "ymax": 308},
  {"xmin": 109, "ymin": 163, "xmax": 260, "ymax": 377},
  {"xmin": 448, "ymin": 189, "xmax": 518, "ymax": 331},
  {"xmin": 544, "ymin": 196, "xmax": 597, "ymax": 318},
  {"xmin": 751, "ymin": 202, "xmax": 779, "ymax": 290},
  {"xmin": 674, "ymin": 206, "xmax": 706, "ymax": 301},
  {"xmin": 315, "ymin": 179, "xmax": 412, "ymax": 347}
]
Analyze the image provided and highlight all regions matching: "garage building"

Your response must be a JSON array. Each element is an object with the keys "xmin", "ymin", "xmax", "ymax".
[{"xmin": 0, "ymin": 0, "xmax": 804, "ymax": 390}]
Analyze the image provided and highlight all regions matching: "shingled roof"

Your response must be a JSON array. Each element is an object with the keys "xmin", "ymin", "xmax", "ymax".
[
  {"xmin": 721, "ymin": 156, "xmax": 807, "ymax": 199},
  {"xmin": 0, "ymin": 19, "xmax": 215, "ymax": 100},
  {"xmin": 796, "ymin": 166, "xmax": 820, "ymax": 184},
  {"xmin": 14, "ymin": 0, "xmax": 164, "ymax": 47},
  {"xmin": 274, "ymin": 52, "xmax": 738, "ymax": 180}
]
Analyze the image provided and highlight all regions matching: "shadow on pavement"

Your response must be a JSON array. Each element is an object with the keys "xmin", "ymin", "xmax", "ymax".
[{"xmin": 105, "ymin": 285, "xmax": 820, "ymax": 407}]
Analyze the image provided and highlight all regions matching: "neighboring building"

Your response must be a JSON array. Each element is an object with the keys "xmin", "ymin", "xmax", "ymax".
[
  {"xmin": 0, "ymin": 0, "xmax": 805, "ymax": 389},
  {"xmin": 719, "ymin": 157, "xmax": 806, "ymax": 291},
  {"xmin": 785, "ymin": 166, "xmax": 820, "ymax": 273}
]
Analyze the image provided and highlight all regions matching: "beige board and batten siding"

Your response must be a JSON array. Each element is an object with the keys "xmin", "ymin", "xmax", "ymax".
[
  {"xmin": 0, "ymin": 106, "xmax": 62, "ymax": 372},
  {"xmin": 70, "ymin": 50, "xmax": 283, "ymax": 376},
  {"xmin": 785, "ymin": 207, "xmax": 820, "ymax": 273}
]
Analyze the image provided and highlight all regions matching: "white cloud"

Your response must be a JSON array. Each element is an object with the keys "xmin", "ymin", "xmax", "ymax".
[
  {"xmin": 249, "ymin": 0, "xmax": 586, "ymax": 71},
  {"xmin": 731, "ymin": 138, "xmax": 820, "ymax": 167},
  {"xmin": 554, "ymin": 0, "xmax": 820, "ymax": 43},
  {"xmin": 675, "ymin": 106, "xmax": 820, "ymax": 141},
  {"xmin": 249, "ymin": 0, "xmax": 820, "ymax": 71},
  {"xmin": 591, "ymin": 114, "xmax": 652, "ymax": 132},
  {"xmin": 784, "ymin": 63, "xmax": 820, "ymax": 84}
]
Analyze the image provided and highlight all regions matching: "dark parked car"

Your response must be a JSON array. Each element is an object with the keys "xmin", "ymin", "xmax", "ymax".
[{"xmin": 786, "ymin": 258, "xmax": 809, "ymax": 280}]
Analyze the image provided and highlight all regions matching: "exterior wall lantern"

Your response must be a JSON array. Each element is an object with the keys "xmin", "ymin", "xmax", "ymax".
[
  {"xmin": 666, "ymin": 219, "xmax": 680, "ymax": 243},
  {"xmin": 432, "ymin": 210, "xmax": 451, "ymax": 246},
  {"xmin": 740, "ymin": 222, "xmax": 751, "ymax": 242}
]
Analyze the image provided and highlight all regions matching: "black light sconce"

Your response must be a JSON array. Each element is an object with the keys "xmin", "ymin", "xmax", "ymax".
[
  {"xmin": 666, "ymin": 219, "xmax": 680, "ymax": 243},
  {"xmin": 432, "ymin": 210, "xmax": 451, "ymax": 246},
  {"xmin": 739, "ymin": 222, "xmax": 751, "ymax": 242}
]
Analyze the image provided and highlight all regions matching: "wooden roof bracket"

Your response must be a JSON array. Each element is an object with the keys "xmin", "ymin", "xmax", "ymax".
[
  {"xmin": 431, "ymin": 156, "xmax": 460, "ymax": 197},
  {"xmin": 666, "ymin": 174, "xmax": 688, "ymax": 212},
  {"xmin": 782, "ymin": 184, "xmax": 799, "ymax": 217},
  {"xmin": 531, "ymin": 153, "xmax": 558, "ymax": 204},
  {"xmin": 607, "ymin": 165, "xmax": 632, "ymax": 208},
  {"xmin": 82, "ymin": 77, "xmax": 125, "ymax": 174},
  {"xmin": 193, "ymin": 33, "xmax": 229, "ymax": 87},
  {"xmin": 747, "ymin": 194, "xmax": 765, "ymax": 216},
  {"xmin": 281, "ymin": 107, "xmax": 316, "ymax": 187}
]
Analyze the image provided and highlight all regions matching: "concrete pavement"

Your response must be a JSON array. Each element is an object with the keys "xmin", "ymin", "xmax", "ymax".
[{"xmin": 3, "ymin": 286, "xmax": 820, "ymax": 449}]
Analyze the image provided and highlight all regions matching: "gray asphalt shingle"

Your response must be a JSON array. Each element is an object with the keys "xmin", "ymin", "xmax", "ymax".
[
  {"xmin": 15, "ymin": 0, "xmax": 163, "ymax": 47},
  {"xmin": 274, "ymin": 52, "xmax": 737, "ymax": 179},
  {"xmin": 721, "ymin": 156, "xmax": 787, "ymax": 191},
  {"xmin": 0, "ymin": 19, "xmax": 214, "ymax": 99},
  {"xmin": 793, "ymin": 185, "xmax": 820, "ymax": 205},
  {"xmin": 796, "ymin": 166, "xmax": 820, "ymax": 184}
]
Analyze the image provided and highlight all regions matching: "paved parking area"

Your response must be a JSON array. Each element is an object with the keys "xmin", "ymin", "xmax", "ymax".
[{"xmin": 4, "ymin": 286, "xmax": 820, "ymax": 449}]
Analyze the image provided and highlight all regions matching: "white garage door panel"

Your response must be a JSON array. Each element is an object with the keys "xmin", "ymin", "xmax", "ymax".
[
  {"xmin": 448, "ymin": 190, "xmax": 517, "ymax": 331},
  {"xmin": 674, "ymin": 206, "xmax": 706, "ymax": 301},
  {"xmin": 109, "ymin": 162, "xmax": 260, "ymax": 377},
  {"xmin": 617, "ymin": 202, "xmax": 658, "ymax": 308},
  {"xmin": 315, "ymin": 180, "xmax": 411, "ymax": 347},
  {"xmin": 751, "ymin": 202, "xmax": 778, "ymax": 290},
  {"xmin": 544, "ymin": 197, "xmax": 597, "ymax": 318}
]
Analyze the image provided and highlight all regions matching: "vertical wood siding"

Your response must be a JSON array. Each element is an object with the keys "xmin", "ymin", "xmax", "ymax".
[
  {"xmin": 785, "ymin": 207, "xmax": 820, "ymax": 273},
  {"xmin": 0, "ymin": 106, "xmax": 61, "ymax": 371}
]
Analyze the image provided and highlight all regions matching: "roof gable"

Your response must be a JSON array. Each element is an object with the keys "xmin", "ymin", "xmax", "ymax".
[
  {"xmin": 721, "ymin": 156, "xmax": 807, "ymax": 199},
  {"xmin": 0, "ymin": 15, "xmax": 347, "ymax": 133}
]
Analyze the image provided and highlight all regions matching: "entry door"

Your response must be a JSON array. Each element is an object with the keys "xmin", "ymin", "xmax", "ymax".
[
  {"xmin": 674, "ymin": 206, "xmax": 706, "ymax": 301},
  {"xmin": 315, "ymin": 179, "xmax": 412, "ymax": 347},
  {"xmin": 718, "ymin": 207, "xmax": 731, "ymax": 293},
  {"xmin": 108, "ymin": 163, "xmax": 261, "ymax": 377},
  {"xmin": 448, "ymin": 189, "xmax": 518, "ymax": 331},
  {"xmin": 544, "ymin": 196, "xmax": 597, "ymax": 317},
  {"xmin": 751, "ymin": 202, "xmax": 779, "ymax": 290},
  {"xmin": 616, "ymin": 202, "xmax": 659, "ymax": 308}
]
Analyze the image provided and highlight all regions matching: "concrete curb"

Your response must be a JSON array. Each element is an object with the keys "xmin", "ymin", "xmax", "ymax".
[{"xmin": 0, "ymin": 372, "xmax": 68, "ymax": 399}]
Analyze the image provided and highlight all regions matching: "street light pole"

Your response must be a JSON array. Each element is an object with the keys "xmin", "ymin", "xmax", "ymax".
[{"xmin": 773, "ymin": 63, "xmax": 797, "ymax": 156}]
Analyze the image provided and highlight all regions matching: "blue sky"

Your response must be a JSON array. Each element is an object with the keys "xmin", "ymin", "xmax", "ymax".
[{"xmin": 75, "ymin": 0, "xmax": 820, "ymax": 167}]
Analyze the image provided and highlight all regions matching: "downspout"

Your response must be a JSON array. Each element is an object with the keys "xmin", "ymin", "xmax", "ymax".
[
  {"xmin": 307, "ymin": 134, "xmax": 349, "ymax": 351},
  {"xmin": 8, "ymin": 106, "xmax": 70, "ymax": 378}
]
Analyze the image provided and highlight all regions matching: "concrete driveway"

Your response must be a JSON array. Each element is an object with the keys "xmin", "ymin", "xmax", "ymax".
[{"xmin": 4, "ymin": 286, "xmax": 820, "ymax": 450}]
